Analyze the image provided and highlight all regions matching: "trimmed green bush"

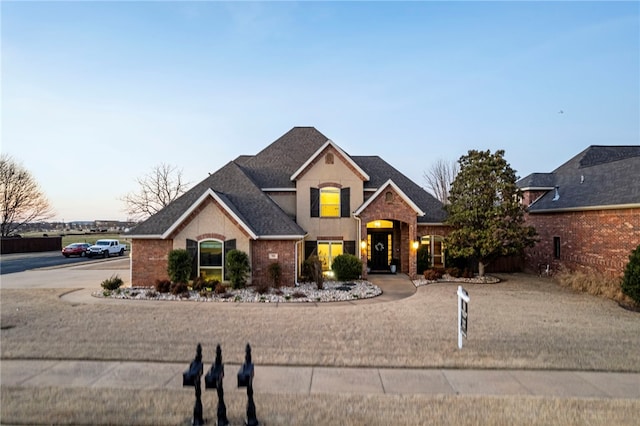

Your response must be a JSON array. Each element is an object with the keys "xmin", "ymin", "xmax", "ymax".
[
  {"xmin": 622, "ymin": 244, "xmax": 640, "ymax": 304},
  {"xmin": 226, "ymin": 249, "xmax": 251, "ymax": 289},
  {"xmin": 167, "ymin": 249, "xmax": 192, "ymax": 284},
  {"xmin": 331, "ymin": 254, "xmax": 362, "ymax": 281},
  {"xmin": 268, "ymin": 262, "xmax": 282, "ymax": 288},
  {"xmin": 101, "ymin": 274, "xmax": 123, "ymax": 291}
]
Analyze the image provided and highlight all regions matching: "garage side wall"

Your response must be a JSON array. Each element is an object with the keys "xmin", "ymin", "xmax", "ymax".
[
  {"xmin": 525, "ymin": 208, "xmax": 640, "ymax": 277},
  {"xmin": 131, "ymin": 239, "xmax": 173, "ymax": 286}
]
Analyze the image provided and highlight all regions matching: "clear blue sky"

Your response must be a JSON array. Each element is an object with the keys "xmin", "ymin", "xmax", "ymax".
[{"xmin": 2, "ymin": 1, "xmax": 638, "ymax": 222}]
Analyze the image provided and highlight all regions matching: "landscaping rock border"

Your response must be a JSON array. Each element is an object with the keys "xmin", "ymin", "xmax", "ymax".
[
  {"xmin": 94, "ymin": 280, "xmax": 382, "ymax": 303},
  {"xmin": 413, "ymin": 274, "xmax": 500, "ymax": 287}
]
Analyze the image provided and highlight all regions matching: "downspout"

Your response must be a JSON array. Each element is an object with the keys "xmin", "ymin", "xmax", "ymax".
[
  {"xmin": 353, "ymin": 214, "xmax": 363, "ymax": 276},
  {"xmin": 295, "ymin": 237, "xmax": 305, "ymax": 287}
]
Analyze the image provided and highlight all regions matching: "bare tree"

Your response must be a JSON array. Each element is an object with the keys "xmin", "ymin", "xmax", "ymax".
[
  {"xmin": 122, "ymin": 163, "xmax": 190, "ymax": 221},
  {"xmin": 423, "ymin": 158, "xmax": 459, "ymax": 204},
  {"xmin": 0, "ymin": 154, "xmax": 54, "ymax": 236}
]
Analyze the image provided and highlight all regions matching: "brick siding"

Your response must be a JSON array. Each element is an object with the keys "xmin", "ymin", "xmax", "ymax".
[
  {"xmin": 131, "ymin": 239, "xmax": 173, "ymax": 286},
  {"xmin": 358, "ymin": 187, "xmax": 419, "ymax": 278},
  {"xmin": 525, "ymin": 208, "xmax": 640, "ymax": 277},
  {"xmin": 251, "ymin": 240, "xmax": 297, "ymax": 287}
]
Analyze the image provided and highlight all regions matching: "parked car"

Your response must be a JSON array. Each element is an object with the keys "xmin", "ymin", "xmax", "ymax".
[{"xmin": 62, "ymin": 243, "xmax": 91, "ymax": 257}]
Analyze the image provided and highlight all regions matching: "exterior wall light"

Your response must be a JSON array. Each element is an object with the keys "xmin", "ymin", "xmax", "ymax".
[
  {"xmin": 360, "ymin": 240, "xmax": 367, "ymax": 250},
  {"xmin": 412, "ymin": 241, "xmax": 420, "ymax": 250}
]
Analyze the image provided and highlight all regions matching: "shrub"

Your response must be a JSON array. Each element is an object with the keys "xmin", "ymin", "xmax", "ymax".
[
  {"xmin": 191, "ymin": 276, "xmax": 208, "ymax": 292},
  {"xmin": 101, "ymin": 274, "xmax": 123, "ymax": 291},
  {"xmin": 331, "ymin": 254, "xmax": 362, "ymax": 281},
  {"xmin": 167, "ymin": 249, "xmax": 192, "ymax": 284},
  {"xmin": 226, "ymin": 249, "xmax": 251, "ymax": 289},
  {"xmin": 155, "ymin": 279, "xmax": 172, "ymax": 293},
  {"xmin": 303, "ymin": 255, "xmax": 324, "ymax": 290},
  {"xmin": 446, "ymin": 267, "xmax": 462, "ymax": 278},
  {"xmin": 214, "ymin": 282, "xmax": 227, "ymax": 294},
  {"xmin": 424, "ymin": 269, "xmax": 443, "ymax": 281},
  {"xmin": 268, "ymin": 262, "xmax": 282, "ymax": 288},
  {"xmin": 170, "ymin": 281, "xmax": 189, "ymax": 296},
  {"xmin": 254, "ymin": 280, "xmax": 270, "ymax": 294},
  {"xmin": 417, "ymin": 244, "xmax": 430, "ymax": 275},
  {"xmin": 621, "ymin": 244, "xmax": 640, "ymax": 304},
  {"xmin": 462, "ymin": 268, "xmax": 474, "ymax": 279}
]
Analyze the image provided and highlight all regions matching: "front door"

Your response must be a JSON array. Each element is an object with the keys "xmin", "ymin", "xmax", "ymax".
[{"xmin": 370, "ymin": 232, "xmax": 391, "ymax": 271}]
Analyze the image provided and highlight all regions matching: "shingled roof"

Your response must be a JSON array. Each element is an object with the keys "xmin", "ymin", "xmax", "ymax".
[
  {"xmin": 518, "ymin": 145, "xmax": 640, "ymax": 212},
  {"xmin": 128, "ymin": 127, "xmax": 446, "ymax": 237}
]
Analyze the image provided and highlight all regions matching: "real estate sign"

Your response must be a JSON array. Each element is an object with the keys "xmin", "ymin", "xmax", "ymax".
[{"xmin": 457, "ymin": 286, "xmax": 469, "ymax": 349}]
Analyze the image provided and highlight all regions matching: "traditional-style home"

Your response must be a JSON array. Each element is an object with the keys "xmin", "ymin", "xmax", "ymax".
[
  {"xmin": 518, "ymin": 145, "xmax": 640, "ymax": 277},
  {"xmin": 127, "ymin": 127, "xmax": 447, "ymax": 286}
]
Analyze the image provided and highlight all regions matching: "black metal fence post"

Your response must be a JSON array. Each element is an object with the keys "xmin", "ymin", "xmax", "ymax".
[
  {"xmin": 237, "ymin": 343, "xmax": 259, "ymax": 426},
  {"xmin": 205, "ymin": 344, "xmax": 229, "ymax": 426},
  {"xmin": 182, "ymin": 343, "xmax": 204, "ymax": 426}
]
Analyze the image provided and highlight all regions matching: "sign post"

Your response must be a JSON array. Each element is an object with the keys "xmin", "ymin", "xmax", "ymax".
[{"xmin": 457, "ymin": 286, "xmax": 469, "ymax": 349}]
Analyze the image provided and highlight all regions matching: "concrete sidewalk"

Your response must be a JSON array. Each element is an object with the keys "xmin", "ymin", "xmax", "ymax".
[{"xmin": 2, "ymin": 360, "xmax": 639, "ymax": 399}]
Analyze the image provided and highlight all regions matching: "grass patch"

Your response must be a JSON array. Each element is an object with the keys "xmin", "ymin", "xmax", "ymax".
[
  {"xmin": 1, "ymin": 387, "xmax": 638, "ymax": 426},
  {"xmin": 554, "ymin": 267, "xmax": 633, "ymax": 304}
]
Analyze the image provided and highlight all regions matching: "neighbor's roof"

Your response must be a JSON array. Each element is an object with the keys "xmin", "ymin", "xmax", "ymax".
[
  {"xmin": 127, "ymin": 127, "xmax": 446, "ymax": 238},
  {"xmin": 518, "ymin": 145, "xmax": 640, "ymax": 212}
]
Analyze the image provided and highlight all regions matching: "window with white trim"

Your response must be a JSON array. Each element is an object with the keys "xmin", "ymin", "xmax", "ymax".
[
  {"xmin": 320, "ymin": 187, "xmax": 340, "ymax": 217},
  {"xmin": 317, "ymin": 241, "xmax": 343, "ymax": 272},
  {"xmin": 199, "ymin": 239, "xmax": 223, "ymax": 281}
]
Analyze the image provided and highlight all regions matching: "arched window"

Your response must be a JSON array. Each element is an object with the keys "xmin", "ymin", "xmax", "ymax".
[{"xmin": 199, "ymin": 239, "xmax": 223, "ymax": 281}]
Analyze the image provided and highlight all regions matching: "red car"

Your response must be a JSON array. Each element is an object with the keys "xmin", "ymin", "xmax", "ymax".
[{"xmin": 62, "ymin": 243, "xmax": 91, "ymax": 258}]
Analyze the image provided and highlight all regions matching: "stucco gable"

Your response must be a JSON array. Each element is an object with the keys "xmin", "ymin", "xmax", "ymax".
[
  {"xmin": 290, "ymin": 140, "xmax": 369, "ymax": 182},
  {"xmin": 162, "ymin": 189, "xmax": 259, "ymax": 240}
]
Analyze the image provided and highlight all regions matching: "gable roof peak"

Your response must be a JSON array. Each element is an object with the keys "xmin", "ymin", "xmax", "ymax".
[{"xmin": 290, "ymin": 139, "xmax": 370, "ymax": 181}]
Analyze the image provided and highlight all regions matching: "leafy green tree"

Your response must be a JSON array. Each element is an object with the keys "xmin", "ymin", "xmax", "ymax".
[
  {"xmin": 621, "ymin": 244, "xmax": 640, "ymax": 304},
  {"xmin": 445, "ymin": 149, "xmax": 537, "ymax": 276},
  {"xmin": 226, "ymin": 249, "xmax": 251, "ymax": 289}
]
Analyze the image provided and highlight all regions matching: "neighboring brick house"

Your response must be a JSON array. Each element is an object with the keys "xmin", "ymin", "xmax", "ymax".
[
  {"xmin": 126, "ymin": 127, "xmax": 447, "ymax": 286},
  {"xmin": 518, "ymin": 145, "xmax": 640, "ymax": 277}
]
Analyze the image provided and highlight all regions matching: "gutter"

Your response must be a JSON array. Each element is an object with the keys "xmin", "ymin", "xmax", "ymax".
[{"xmin": 529, "ymin": 203, "xmax": 640, "ymax": 214}]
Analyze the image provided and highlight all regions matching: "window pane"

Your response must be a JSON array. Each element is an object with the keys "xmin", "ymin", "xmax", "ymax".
[
  {"xmin": 330, "ymin": 242, "xmax": 343, "ymax": 260},
  {"xmin": 317, "ymin": 242, "xmax": 330, "ymax": 271},
  {"xmin": 200, "ymin": 241, "xmax": 222, "ymax": 267},
  {"xmin": 200, "ymin": 268, "xmax": 222, "ymax": 282},
  {"xmin": 320, "ymin": 187, "xmax": 340, "ymax": 217}
]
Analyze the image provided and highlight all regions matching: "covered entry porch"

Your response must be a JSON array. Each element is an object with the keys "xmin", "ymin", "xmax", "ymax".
[{"xmin": 354, "ymin": 181, "xmax": 423, "ymax": 280}]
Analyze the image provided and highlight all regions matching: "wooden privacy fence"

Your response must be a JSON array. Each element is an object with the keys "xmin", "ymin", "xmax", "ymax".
[
  {"xmin": 1, "ymin": 237, "xmax": 62, "ymax": 254},
  {"xmin": 485, "ymin": 255, "xmax": 524, "ymax": 273}
]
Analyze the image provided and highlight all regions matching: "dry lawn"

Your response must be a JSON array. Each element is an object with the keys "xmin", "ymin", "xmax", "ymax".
[
  {"xmin": 2, "ymin": 386, "xmax": 639, "ymax": 426},
  {"xmin": 1, "ymin": 273, "xmax": 639, "ymax": 371},
  {"xmin": 2, "ymin": 272, "xmax": 639, "ymax": 424}
]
